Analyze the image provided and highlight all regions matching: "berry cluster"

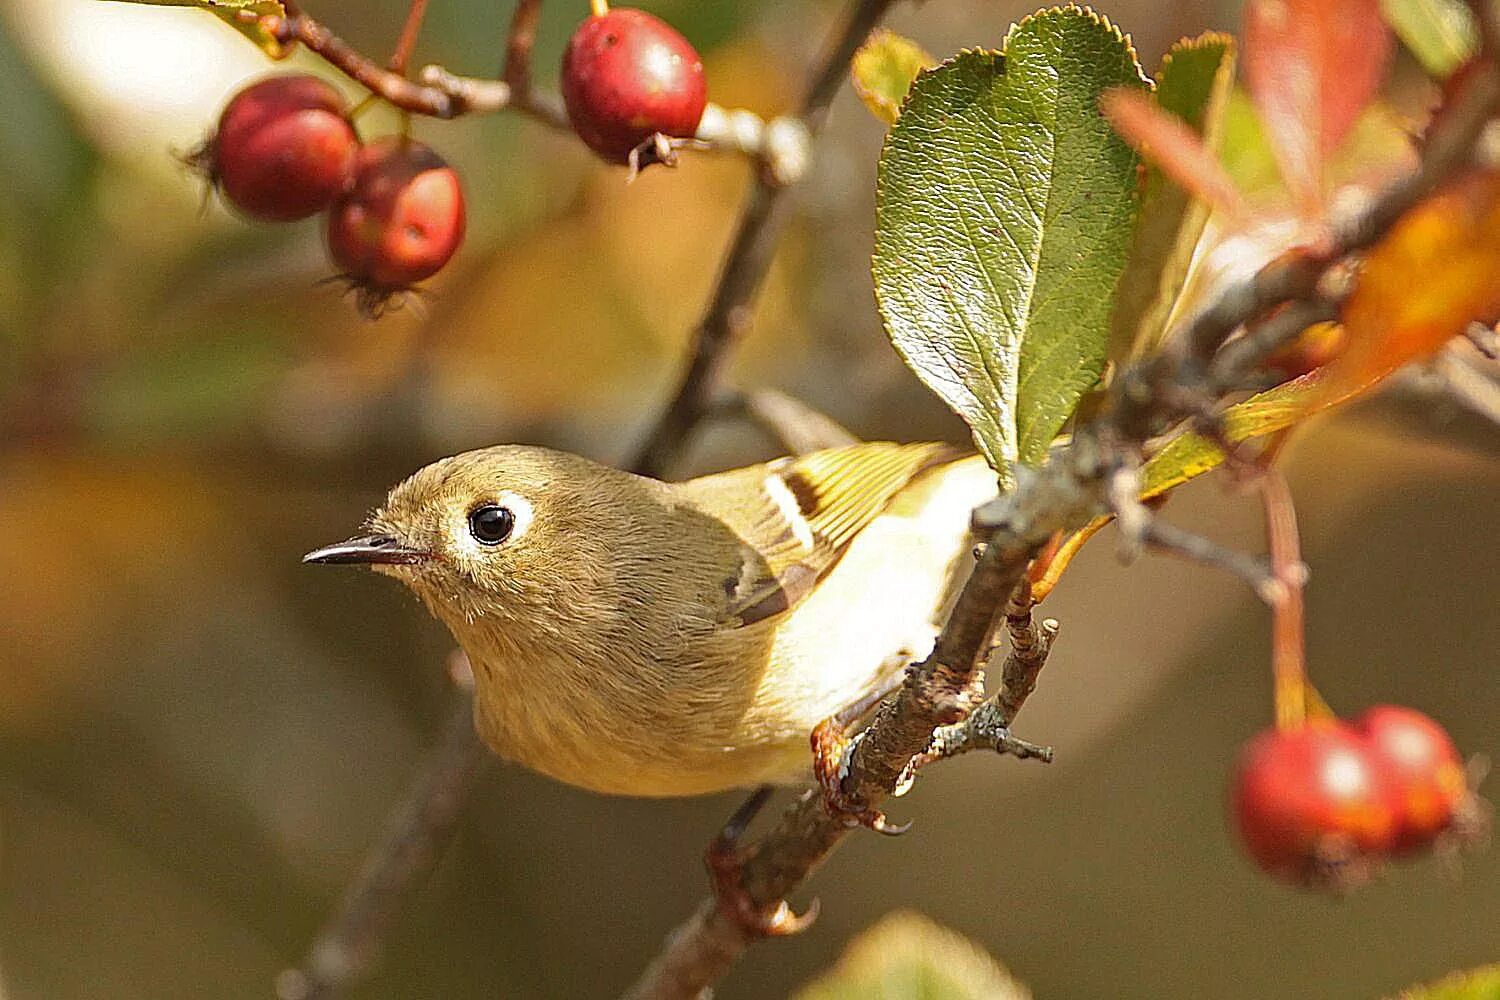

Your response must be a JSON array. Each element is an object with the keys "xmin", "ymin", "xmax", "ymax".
[
  {"xmin": 190, "ymin": 4, "xmax": 708, "ymax": 317},
  {"xmin": 1231, "ymin": 705, "xmax": 1484, "ymax": 892},
  {"xmin": 193, "ymin": 73, "xmax": 466, "ymax": 317}
]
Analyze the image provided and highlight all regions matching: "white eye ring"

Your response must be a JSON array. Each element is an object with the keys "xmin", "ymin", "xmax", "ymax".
[{"xmin": 490, "ymin": 491, "xmax": 534, "ymax": 543}]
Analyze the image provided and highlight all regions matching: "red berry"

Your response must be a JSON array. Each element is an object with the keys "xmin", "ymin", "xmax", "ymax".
[
  {"xmin": 1229, "ymin": 721, "xmax": 1397, "ymax": 891},
  {"xmin": 1353, "ymin": 705, "xmax": 1470, "ymax": 854},
  {"xmin": 560, "ymin": 8, "xmax": 708, "ymax": 164},
  {"xmin": 326, "ymin": 137, "xmax": 466, "ymax": 315},
  {"xmin": 206, "ymin": 74, "xmax": 358, "ymax": 221}
]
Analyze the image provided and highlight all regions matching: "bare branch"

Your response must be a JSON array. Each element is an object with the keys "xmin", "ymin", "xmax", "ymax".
[
  {"xmin": 503, "ymin": 0, "xmax": 543, "ymax": 94},
  {"xmin": 276, "ymin": 697, "xmax": 491, "ymax": 1000},
  {"xmin": 714, "ymin": 388, "xmax": 861, "ymax": 455},
  {"xmin": 266, "ymin": 2, "xmax": 795, "ymax": 162},
  {"xmin": 629, "ymin": 0, "xmax": 901, "ymax": 477}
]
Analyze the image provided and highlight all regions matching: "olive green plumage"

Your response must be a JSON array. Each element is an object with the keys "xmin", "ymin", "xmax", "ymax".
[{"xmin": 315, "ymin": 442, "xmax": 997, "ymax": 796}]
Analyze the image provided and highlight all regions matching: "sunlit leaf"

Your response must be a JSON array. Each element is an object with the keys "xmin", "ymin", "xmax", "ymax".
[
  {"xmin": 851, "ymin": 30, "xmax": 936, "ymax": 125},
  {"xmin": 1105, "ymin": 33, "xmax": 1241, "ymax": 362},
  {"xmin": 793, "ymin": 911, "xmax": 1030, "ymax": 1000},
  {"xmin": 1318, "ymin": 169, "xmax": 1500, "ymax": 403},
  {"xmin": 1243, "ymin": 0, "xmax": 1392, "ymax": 213},
  {"xmin": 106, "ymin": 0, "xmax": 290, "ymax": 58},
  {"xmin": 874, "ymin": 8, "xmax": 1147, "ymax": 484},
  {"xmin": 1390, "ymin": 964, "xmax": 1500, "ymax": 1000},
  {"xmin": 1380, "ymin": 0, "xmax": 1477, "ymax": 78}
]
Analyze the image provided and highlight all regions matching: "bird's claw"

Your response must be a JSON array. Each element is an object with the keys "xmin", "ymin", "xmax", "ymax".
[
  {"xmin": 705, "ymin": 833, "xmax": 818, "ymax": 938},
  {"xmin": 811, "ymin": 719, "xmax": 912, "ymax": 837}
]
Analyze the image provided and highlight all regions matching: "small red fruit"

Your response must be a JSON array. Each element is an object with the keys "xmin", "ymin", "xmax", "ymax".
[
  {"xmin": 326, "ymin": 137, "xmax": 466, "ymax": 315},
  {"xmin": 1353, "ymin": 705, "xmax": 1470, "ymax": 854},
  {"xmin": 1230, "ymin": 721, "xmax": 1397, "ymax": 890},
  {"xmin": 204, "ymin": 74, "xmax": 358, "ymax": 221},
  {"xmin": 560, "ymin": 7, "xmax": 708, "ymax": 165}
]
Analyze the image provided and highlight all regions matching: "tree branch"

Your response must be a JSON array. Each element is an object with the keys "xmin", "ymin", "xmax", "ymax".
[
  {"xmin": 629, "ymin": 0, "xmax": 900, "ymax": 476},
  {"xmin": 276, "ymin": 696, "xmax": 492, "ymax": 1000},
  {"xmin": 623, "ymin": 37, "xmax": 1500, "ymax": 1000},
  {"xmin": 265, "ymin": 0, "xmax": 808, "ymax": 168},
  {"xmin": 281, "ymin": 1, "xmax": 894, "ymax": 992}
]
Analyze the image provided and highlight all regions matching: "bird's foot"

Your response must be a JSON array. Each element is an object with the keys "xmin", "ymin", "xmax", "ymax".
[
  {"xmin": 704, "ymin": 786, "xmax": 817, "ymax": 937},
  {"xmin": 810, "ymin": 720, "xmax": 911, "ymax": 836}
]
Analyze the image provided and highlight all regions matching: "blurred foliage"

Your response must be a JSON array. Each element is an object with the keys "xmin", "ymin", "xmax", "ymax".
[
  {"xmin": 793, "ymin": 911, "xmax": 1029, "ymax": 1000},
  {"xmin": 1392, "ymin": 965, "xmax": 1500, "ymax": 1000},
  {"xmin": 849, "ymin": 29, "xmax": 933, "ymax": 124}
]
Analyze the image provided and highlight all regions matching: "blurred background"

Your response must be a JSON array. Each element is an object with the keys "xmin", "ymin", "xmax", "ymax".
[{"xmin": 0, "ymin": 0, "xmax": 1496, "ymax": 997}]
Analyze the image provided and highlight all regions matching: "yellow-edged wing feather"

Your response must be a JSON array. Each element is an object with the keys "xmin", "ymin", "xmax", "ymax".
[{"xmin": 674, "ymin": 442, "xmax": 966, "ymax": 625}]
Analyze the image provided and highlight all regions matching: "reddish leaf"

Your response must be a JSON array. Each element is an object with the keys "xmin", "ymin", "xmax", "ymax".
[
  {"xmin": 1243, "ymin": 0, "xmax": 1393, "ymax": 213},
  {"xmin": 1319, "ymin": 169, "xmax": 1500, "ymax": 401},
  {"xmin": 1100, "ymin": 87, "xmax": 1250, "ymax": 223}
]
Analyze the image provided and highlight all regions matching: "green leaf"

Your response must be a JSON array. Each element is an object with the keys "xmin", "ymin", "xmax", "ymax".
[
  {"xmin": 874, "ymin": 7, "xmax": 1147, "ymax": 484},
  {"xmin": 1108, "ymin": 32, "xmax": 1236, "ymax": 362},
  {"xmin": 106, "ymin": 0, "xmax": 289, "ymax": 57},
  {"xmin": 1389, "ymin": 964, "xmax": 1500, "ymax": 1000},
  {"xmin": 851, "ymin": 30, "xmax": 937, "ymax": 125},
  {"xmin": 793, "ymin": 911, "xmax": 1030, "ymax": 1000},
  {"xmin": 1139, "ymin": 375, "xmax": 1317, "ymax": 498},
  {"xmin": 1380, "ymin": 0, "xmax": 1477, "ymax": 78}
]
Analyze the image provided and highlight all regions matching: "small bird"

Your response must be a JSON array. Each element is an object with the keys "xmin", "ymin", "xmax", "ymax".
[{"xmin": 305, "ymin": 442, "xmax": 997, "ymax": 798}]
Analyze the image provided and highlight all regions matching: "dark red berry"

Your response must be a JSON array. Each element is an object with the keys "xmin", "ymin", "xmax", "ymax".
[
  {"xmin": 326, "ymin": 137, "xmax": 465, "ymax": 315},
  {"xmin": 1353, "ymin": 705, "xmax": 1470, "ymax": 854},
  {"xmin": 1229, "ymin": 721, "xmax": 1397, "ymax": 891},
  {"xmin": 205, "ymin": 74, "xmax": 358, "ymax": 221},
  {"xmin": 560, "ymin": 8, "xmax": 708, "ymax": 164}
]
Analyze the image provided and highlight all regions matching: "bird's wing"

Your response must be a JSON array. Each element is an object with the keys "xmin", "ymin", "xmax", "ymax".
[{"xmin": 676, "ymin": 442, "xmax": 967, "ymax": 626}]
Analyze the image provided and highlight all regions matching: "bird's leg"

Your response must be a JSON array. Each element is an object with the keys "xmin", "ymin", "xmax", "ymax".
[
  {"xmin": 811, "ymin": 659, "xmax": 913, "ymax": 836},
  {"xmin": 704, "ymin": 785, "xmax": 818, "ymax": 937}
]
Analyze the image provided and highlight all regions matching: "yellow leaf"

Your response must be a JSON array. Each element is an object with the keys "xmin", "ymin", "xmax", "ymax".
[
  {"xmin": 850, "ymin": 30, "xmax": 936, "ymax": 125},
  {"xmin": 1319, "ymin": 169, "xmax": 1500, "ymax": 402}
]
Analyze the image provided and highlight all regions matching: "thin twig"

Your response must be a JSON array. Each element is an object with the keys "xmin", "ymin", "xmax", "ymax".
[
  {"xmin": 994, "ymin": 581, "xmax": 1058, "ymax": 725},
  {"xmin": 503, "ymin": 0, "xmax": 543, "ymax": 94},
  {"xmin": 265, "ymin": 1, "xmax": 789, "ymax": 161},
  {"xmin": 629, "ymin": 0, "xmax": 900, "ymax": 477},
  {"xmin": 1431, "ymin": 345, "xmax": 1500, "ymax": 425},
  {"xmin": 276, "ymin": 698, "xmax": 492, "ymax": 1000},
  {"xmin": 714, "ymin": 388, "xmax": 861, "ymax": 455},
  {"xmin": 387, "ymin": 0, "xmax": 429, "ymax": 76}
]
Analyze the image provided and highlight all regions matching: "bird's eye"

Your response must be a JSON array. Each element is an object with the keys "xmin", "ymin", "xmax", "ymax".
[{"xmin": 468, "ymin": 505, "xmax": 516, "ymax": 545}]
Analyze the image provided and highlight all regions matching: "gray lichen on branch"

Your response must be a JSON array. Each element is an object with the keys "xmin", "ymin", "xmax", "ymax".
[{"xmin": 623, "ymin": 11, "xmax": 1500, "ymax": 996}]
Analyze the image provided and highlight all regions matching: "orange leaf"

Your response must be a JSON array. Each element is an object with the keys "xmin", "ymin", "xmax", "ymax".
[
  {"xmin": 1243, "ymin": 0, "xmax": 1392, "ymax": 214},
  {"xmin": 1318, "ymin": 169, "xmax": 1500, "ymax": 402},
  {"xmin": 1100, "ymin": 87, "xmax": 1251, "ymax": 223}
]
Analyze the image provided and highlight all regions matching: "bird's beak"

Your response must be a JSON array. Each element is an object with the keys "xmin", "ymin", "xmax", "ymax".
[{"xmin": 302, "ymin": 534, "xmax": 430, "ymax": 566}]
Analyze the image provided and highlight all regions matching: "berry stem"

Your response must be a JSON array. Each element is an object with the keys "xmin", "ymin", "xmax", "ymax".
[
  {"xmin": 388, "ymin": 0, "xmax": 430, "ymax": 76},
  {"xmin": 1260, "ymin": 470, "xmax": 1308, "ymax": 730},
  {"xmin": 590, "ymin": 0, "xmax": 609, "ymax": 17}
]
